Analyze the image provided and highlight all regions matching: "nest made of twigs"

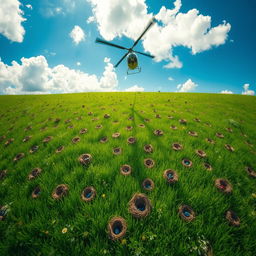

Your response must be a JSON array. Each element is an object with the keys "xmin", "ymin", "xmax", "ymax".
[
  {"xmin": 28, "ymin": 168, "xmax": 42, "ymax": 180},
  {"xmin": 188, "ymin": 131, "xmax": 198, "ymax": 137},
  {"xmin": 138, "ymin": 124, "xmax": 145, "ymax": 128},
  {"xmin": 245, "ymin": 166, "xmax": 256, "ymax": 178},
  {"xmin": 205, "ymin": 138, "xmax": 215, "ymax": 144},
  {"xmin": 23, "ymin": 136, "xmax": 32, "ymax": 142},
  {"xmin": 81, "ymin": 186, "xmax": 96, "ymax": 202},
  {"xmin": 179, "ymin": 119, "xmax": 187, "ymax": 124},
  {"xmin": 225, "ymin": 144, "xmax": 234, "ymax": 152},
  {"xmin": 170, "ymin": 125, "xmax": 177, "ymax": 130},
  {"xmin": 128, "ymin": 193, "xmax": 152, "ymax": 218},
  {"xmin": 0, "ymin": 170, "xmax": 7, "ymax": 181},
  {"xmin": 13, "ymin": 153, "xmax": 25, "ymax": 162},
  {"xmin": 56, "ymin": 145, "xmax": 64, "ymax": 153},
  {"xmin": 144, "ymin": 158, "xmax": 155, "ymax": 168},
  {"xmin": 100, "ymin": 136, "xmax": 108, "ymax": 143},
  {"xmin": 142, "ymin": 178, "xmax": 154, "ymax": 191},
  {"xmin": 126, "ymin": 126, "xmax": 133, "ymax": 131},
  {"xmin": 154, "ymin": 129, "xmax": 164, "ymax": 136},
  {"xmin": 144, "ymin": 118, "xmax": 150, "ymax": 122},
  {"xmin": 113, "ymin": 147, "xmax": 122, "ymax": 155},
  {"xmin": 80, "ymin": 128, "xmax": 88, "ymax": 134},
  {"xmin": 195, "ymin": 149, "xmax": 207, "ymax": 158},
  {"xmin": 182, "ymin": 159, "xmax": 192, "ymax": 168},
  {"xmin": 43, "ymin": 136, "xmax": 53, "ymax": 143},
  {"xmin": 215, "ymin": 179, "xmax": 232, "ymax": 193},
  {"xmin": 203, "ymin": 162, "xmax": 212, "ymax": 171},
  {"xmin": 72, "ymin": 136, "xmax": 80, "ymax": 144},
  {"xmin": 216, "ymin": 132, "xmax": 224, "ymax": 138},
  {"xmin": 178, "ymin": 205, "xmax": 195, "ymax": 222},
  {"xmin": 172, "ymin": 143, "xmax": 183, "ymax": 151},
  {"xmin": 226, "ymin": 127, "xmax": 233, "ymax": 133},
  {"xmin": 155, "ymin": 114, "xmax": 161, "ymax": 119},
  {"xmin": 30, "ymin": 145, "xmax": 39, "ymax": 154},
  {"xmin": 108, "ymin": 216, "xmax": 127, "ymax": 240},
  {"xmin": 4, "ymin": 138, "xmax": 14, "ymax": 147},
  {"xmin": 225, "ymin": 210, "xmax": 240, "ymax": 226},
  {"xmin": 194, "ymin": 118, "xmax": 201, "ymax": 122},
  {"xmin": 67, "ymin": 125, "xmax": 74, "ymax": 129},
  {"xmin": 52, "ymin": 184, "xmax": 69, "ymax": 200},
  {"xmin": 120, "ymin": 164, "xmax": 132, "ymax": 176},
  {"xmin": 78, "ymin": 153, "xmax": 92, "ymax": 166},
  {"xmin": 163, "ymin": 169, "xmax": 178, "ymax": 184},
  {"xmin": 112, "ymin": 132, "xmax": 120, "ymax": 138},
  {"xmin": 127, "ymin": 137, "xmax": 136, "ymax": 144},
  {"xmin": 144, "ymin": 144, "xmax": 153, "ymax": 153},
  {"xmin": 104, "ymin": 114, "xmax": 110, "ymax": 119},
  {"xmin": 95, "ymin": 124, "xmax": 103, "ymax": 129},
  {"xmin": 32, "ymin": 186, "xmax": 41, "ymax": 199}
]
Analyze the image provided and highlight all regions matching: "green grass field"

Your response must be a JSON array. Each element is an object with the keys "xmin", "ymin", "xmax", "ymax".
[{"xmin": 0, "ymin": 92, "xmax": 256, "ymax": 256}]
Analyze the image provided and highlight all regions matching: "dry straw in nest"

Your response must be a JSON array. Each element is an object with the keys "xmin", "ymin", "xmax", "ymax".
[
  {"xmin": 100, "ymin": 136, "xmax": 108, "ymax": 143},
  {"xmin": 13, "ymin": 153, "xmax": 25, "ymax": 162},
  {"xmin": 108, "ymin": 216, "xmax": 127, "ymax": 240},
  {"xmin": 120, "ymin": 164, "xmax": 132, "ymax": 176},
  {"xmin": 178, "ymin": 205, "xmax": 195, "ymax": 222},
  {"xmin": 72, "ymin": 136, "xmax": 80, "ymax": 144},
  {"xmin": 144, "ymin": 144, "xmax": 153, "ymax": 153},
  {"xmin": 172, "ymin": 143, "xmax": 183, "ymax": 151},
  {"xmin": 80, "ymin": 128, "xmax": 88, "ymax": 134},
  {"xmin": 225, "ymin": 210, "xmax": 240, "ymax": 226},
  {"xmin": 127, "ymin": 137, "xmax": 136, "ymax": 144},
  {"xmin": 113, "ymin": 147, "xmax": 122, "ymax": 155},
  {"xmin": 203, "ymin": 162, "xmax": 212, "ymax": 171},
  {"xmin": 182, "ymin": 158, "xmax": 193, "ymax": 168},
  {"xmin": 163, "ymin": 169, "xmax": 178, "ymax": 184},
  {"xmin": 56, "ymin": 145, "xmax": 64, "ymax": 153},
  {"xmin": 245, "ymin": 166, "xmax": 256, "ymax": 178},
  {"xmin": 52, "ymin": 184, "xmax": 69, "ymax": 200},
  {"xmin": 144, "ymin": 158, "xmax": 155, "ymax": 168},
  {"xmin": 225, "ymin": 144, "xmax": 235, "ymax": 152},
  {"xmin": 188, "ymin": 131, "xmax": 198, "ymax": 137},
  {"xmin": 216, "ymin": 132, "xmax": 224, "ymax": 138},
  {"xmin": 215, "ymin": 179, "xmax": 232, "ymax": 193},
  {"xmin": 32, "ymin": 186, "xmax": 41, "ymax": 199},
  {"xmin": 43, "ymin": 136, "xmax": 53, "ymax": 143},
  {"xmin": 128, "ymin": 193, "xmax": 152, "ymax": 218},
  {"xmin": 154, "ymin": 130, "xmax": 164, "ymax": 136},
  {"xmin": 195, "ymin": 149, "xmax": 207, "ymax": 158},
  {"xmin": 81, "ymin": 186, "xmax": 96, "ymax": 202},
  {"xmin": 142, "ymin": 178, "xmax": 154, "ymax": 191},
  {"xmin": 28, "ymin": 168, "xmax": 42, "ymax": 180},
  {"xmin": 78, "ymin": 154, "xmax": 92, "ymax": 166}
]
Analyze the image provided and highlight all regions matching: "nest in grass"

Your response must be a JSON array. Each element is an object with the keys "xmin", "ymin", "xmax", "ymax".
[
  {"xmin": 179, "ymin": 119, "xmax": 187, "ymax": 124},
  {"xmin": 182, "ymin": 159, "xmax": 193, "ymax": 168},
  {"xmin": 43, "ymin": 136, "xmax": 53, "ymax": 143},
  {"xmin": 128, "ymin": 116, "xmax": 134, "ymax": 121},
  {"xmin": 128, "ymin": 193, "xmax": 152, "ymax": 218},
  {"xmin": 13, "ymin": 153, "xmax": 25, "ymax": 162},
  {"xmin": 76, "ymin": 116, "xmax": 82, "ymax": 121},
  {"xmin": 4, "ymin": 138, "xmax": 14, "ymax": 147},
  {"xmin": 154, "ymin": 130, "xmax": 164, "ymax": 136},
  {"xmin": 155, "ymin": 114, "xmax": 161, "ymax": 119},
  {"xmin": 120, "ymin": 164, "xmax": 132, "ymax": 176},
  {"xmin": 104, "ymin": 114, "xmax": 110, "ymax": 119},
  {"xmin": 225, "ymin": 144, "xmax": 235, "ymax": 152},
  {"xmin": 52, "ymin": 184, "xmax": 69, "ymax": 200},
  {"xmin": 178, "ymin": 205, "xmax": 195, "ymax": 222},
  {"xmin": 92, "ymin": 118, "xmax": 99, "ymax": 122},
  {"xmin": 142, "ymin": 178, "xmax": 154, "ymax": 191},
  {"xmin": 225, "ymin": 210, "xmax": 240, "ymax": 227},
  {"xmin": 65, "ymin": 119, "xmax": 71, "ymax": 124},
  {"xmin": 245, "ymin": 166, "xmax": 256, "ymax": 178},
  {"xmin": 81, "ymin": 186, "xmax": 96, "ymax": 202},
  {"xmin": 113, "ymin": 147, "xmax": 122, "ymax": 155},
  {"xmin": 56, "ymin": 145, "xmax": 64, "ymax": 153},
  {"xmin": 170, "ymin": 125, "xmax": 177, "ymax": 130},
  {"xmin": 188, "ymin": 131, "xmax": 198, "ymax": 137},
  {"xmin": 78, "ymin": 154, "xmax": 92, "ymax": 166},
  {"xmin": 32, "ymin": 186, "xmax": 41, "ymax": 199},
  {"xmin": 126, "ymin": 126, "xmax": 133, "ymax": 131},
  {"xmin": 194, "ymin": 118, "xmax": 201, "ymax": 122},
  {"xmin": 108, "ymin": 216, "xmax": 127, "ymax": 240},
  {"xmin": 163, "ymin": 169, "xmax": 178, "ymax": 184},
  {"xmin": 144, "ymin": 144, "xmax": 153, "ymax": 153},
  {"xmin": 72, "ymin": 136, "xmax": 81, "ymax": 144},
  {"xmin": 215, "ymin": 179, "xmax": 232, "ymax": 193},
  {"xmin": 80, "ymin": 128, "xmax": 88, "ymax": 134},
  {"xmin": 30, "ymin": 145, "xmax": 39, "ymax": 154},
  {"xmin": 172, "ymin": 143, "xmax": 183, "ymax": 151},
  {"xmin": 216, "ymin": 132, "xmax": 224, "ymax": 138},
  {"xmin": 203, "ymin": 162, "xmax": 212, "ymax": 171},
  {"xmin": 95, "ymin": 124, "xmax": 103, "ymax": 129},
  {"xmin": 195, "ymin": 149, "xmax": 207, "ymax": 158},
  {"xmin": 144, "ymin": 118, "xmax": 150, "ymax": 122},
  {"xmin": 0, "ymin": 170, "xmax": 7, "ymax": 181},
  {"xmin": 226, "ymin": 127, "xmax": 233, "ymax": 133},
  {"xmin": 100, "ymin": 136, "xmax": 108, "ymax": 143},
  {"xmin": 24, "ymin": 125, "xmax": 32, "ymax": 131},
  {"xmin": 127, "ymin": 137, "xmax": 136, "ymax": 144},
  {"xmin": 23, "ymin": 136, "xmax": 32, "ymax": 142},
  {"xmin": 205, "ymin": 138, "xmax": 215, "ymax": 144},
  {"xmin": 144, "ymin": 158, "xmax": 155, "ymax": 168},
  {"xmin": 112, "ymin": 132, "xmax": 120, "ymax": 138},
  {"xmin": 88, "ymin": 112, "xmax": 93, "ymax": 116},
  {"xmin": 138, "ymin": 124, "xmax": 145, "ymax": 128},
  {"xmin": 28, "ymin": 168, "xmax": 42, "ymax": 180}
]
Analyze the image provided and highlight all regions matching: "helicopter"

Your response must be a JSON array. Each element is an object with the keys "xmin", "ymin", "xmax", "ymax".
[{"xmin": 95, "ymin": 17, "xmax": 156, "ymax": 75}]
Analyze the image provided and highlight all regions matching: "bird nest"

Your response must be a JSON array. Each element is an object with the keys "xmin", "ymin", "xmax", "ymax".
[
  {"xmin": 216, "ymin": 132, "xmax": 224, "ymax": 138},
  {"xmin": 205, "ymin": 138, "xmax": 215, "ymax": 144},
  {"xmin": 108, "ymin": 216, "xmax": 127, "ymax": 240},
  {"xmin": 172, "ymin": 143, "xmax": 183, "ymax": 151},
  {"xmin": 78, "ymin": 153, "xmax": 92, "ymax": 166},
  {"xmin": 188, "ymin": 131, "xmax": 198, "ymax": 137},
  {"xmin": 32, "ymin": 186, "xmax": 41, "ymax": 199},
  {"xmin": 127, "ymin": 137, "xmax": 136, "ymax": 144},
  {"xmin": 81, "ymin": 186, "xmax": 96, "ymax": 202},
  {"xmin": 28, "ymin": 168, "xmax": 42, "ymax": 180},
  {"xmin": 13, "ymin": 153, "xmax": 25, "ymax": 162},
  {"xmin": 178, "ymin": 205, "xmax": 195, "ymax": 222},
  {"xmin": 112, "ymin": 132, "xmax": 120, "ymax": 138},
  {"xmin": 104, "ymin": 114, "xmax": 110, "ymax": 119},
  {"xmin": 225, "ymin": 144, "xmax": 235, "ymax": 152},
  {"xmin": 88, "ymin": 112, "xmax": 93, "ymax": 116},
  {"xmin": 225, "ymin": 210, "xmax": 240, "ymax": 227},
  {"xmin": 126, "ymin": 126, "xmax": 133, "ymax": 131},
  {"xmin": 100, "ymin": 136, "xmax": 108, "ymax": 143},
  {"xmin": 23, "ymin": 136, "xmax": 32, "ymax": 142},
  {"xmin": 95, "ymin": 124, "xmax": 103, "ymax": 129},
  {"xmin": 179, "ymin": 119, "xmax": 187, "ymax": 124},
  {"xmin": 155, "ymin": 114, "xmax": 161, "ymax": 119},
  {"xmin": 4, "ymin": 138, "xmax": 14, "ymax": 147},
  {"xmin": 72, "ymin": 136, "xmax": 80, "ymax": 144},
  {"xmin": 163, "ymin": 169, "xmax": 178, "ymax": 184},
  {"xmin": 142, "ymin": 178, "xmax": 154, "ymax": 191},
  {"xmin": 0, "ymin": 170, "xmax": 7, "ymax": 181},
  {"xmin": 170, "ymin": 125, "xmax": 177, "ymax": 130},
  {"xmin": 138, "ymin": 124, "xmax": 145, "ymax": 128},
  {"xmin": 56, "ymin": 145, "xmax": 64, "ymax": 153},
  {"xmin": 144, "ymin": 158, "xmax": 155, "ymax": 168},
  {"xmin": 144, "ymin": 118, "xmax": 150, "ymax": 122},
  {"xmin": 154, "ymin": 130, "xmax": 164, "ymax": 136},
  {"xmin": 43, "ymin": 136, "xmax": 53, "ymax": 143},
  {"xmin": 144, "ymin": 144, "xmax": 153, "ymax": 153},
  {"xmin": 120, "ymin": 164, "xmax": 132, "ymax": 176},
  {"xmin": 245, "ymin": 166, "xmax": 256, "ymax": 178},
  {"xmin": 113, "ymin": 147, "xmax": 122, "ymax": 155},
  {"xmin": 215, "ymin": 179, "xmax": 232, "ymax": 193},
  {"xmin": 80, "ymin": 128, "xmax": 88, "ymax": 134},
  {"xmin": 195, "ymin": 149, "xmax": 207, "ymax": 158},
  {"xmin": 194, "ymin": 118, "xmax": 201, "ymax": 122},
  {"xmin": 182, "ymin": 159, "xmax": 193, "ymax": 168},
  {"xmin": 30, "ymin": 145, "xmax": 39, "ymax": 154},
  {"xmin": 203, "ymin": 162, "xmax": 212, "ymax": 171},
  {"xmin": 52, "ymin": 184, "xmax": 69, "ymax": 200},
  {"xmin": 128, "ymin": 193, "xmax": 152, "ymax": 218}
]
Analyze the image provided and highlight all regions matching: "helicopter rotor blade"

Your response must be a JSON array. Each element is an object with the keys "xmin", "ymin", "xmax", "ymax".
[
  {"xmin": 95, "ymin": 38, "xmax": 129, "ymax": 51},
  {"xmin": 133, "ymin": 50, "xmax": 154, "ymax": 58},
  {"xmin": 131, "ymin": 16, "xmax": 156, "ymax": 49},
  {"xmin": 114, "ymin": 52, "xmax": 129, "ymax": 68}
]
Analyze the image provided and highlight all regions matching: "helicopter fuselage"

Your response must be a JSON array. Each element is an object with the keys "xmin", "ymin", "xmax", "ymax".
[{"xmin": 127, "ymin": 52, "xmax": 138, "ymax": 70}]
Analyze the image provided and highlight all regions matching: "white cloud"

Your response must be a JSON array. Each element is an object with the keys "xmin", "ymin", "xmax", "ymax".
[
  {"xmin": 26, "ymin": 4, "xmax": 33, "ymax": 10},
  {"xmin": 87, "ymin": 16, "xmax": 95, "ymax": 24},
  {"xmin": 70, "ymin": 25, "xmax": 85, "ymax": 45},
  {"xmin": 176, "ymin": 79, "xmax": 197, "ymax": 92},
  {"xmin": 87, "ymin": 0, "xmax": 231, "ymax": 68},
  {"xmin": 0, "ymin": 56, "xmax": 118, "ymax": 94},
  {"xmin": 124, "ymin": 85, "xmax": 144, "ymax": 92},
  {"xmin": 220, "ymin": 90, "xmax": 233, "ymax": 94},
  {"xmin": 242, "ymin": 83, "xmax": 255, "ymax": 96},
  {"xmin": 76, "ymin": 62, "xmax": 81, "ymax": 66},
  {"xmin": 0, "ymin": 0, "xmax": 26, "ymax": 42},
  {"xmin": 168, "ymin": 76, "xmax": 174, "ymax": 81},
  {"xmin": 104, "ymin": 57, "xmax": 111, "ymax": 63}
]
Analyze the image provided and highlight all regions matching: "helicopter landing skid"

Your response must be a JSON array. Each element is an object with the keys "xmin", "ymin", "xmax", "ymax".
[{"xmin": 127, "ymin": 67, "xmax": 141, "ymax": 75}]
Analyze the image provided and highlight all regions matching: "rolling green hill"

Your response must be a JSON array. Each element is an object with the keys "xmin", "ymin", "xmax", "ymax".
[{"xmin": 0, "ymin": 92, "xmax": 256, "ymax": 256}]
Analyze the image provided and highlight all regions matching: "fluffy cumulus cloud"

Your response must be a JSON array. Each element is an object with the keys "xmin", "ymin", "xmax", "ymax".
[
  {"xmin": 0, "ymin": 56, "xmax": 118, "ymax": 94},
  {"xmin": 177, "ymin": 79, "xmax": 197, "ymax": 92},
  {"xmin": 0, "ymin": 0, "xmax": 26, "ymax": 42},
  {"xmin": 124, "ymin": 85, "xmax": 144, "ymax": 92},
  {"xmin": 242, "ymin": 84, "xmax": 255, "ymax": 96},
  {"xmin": 87, "ymin": 0, "xmax": 231, "ymax": 68},
  {"xmin": 220, "ymin": 90, "xmax": 233, "ymax": 94},
  {"xmin": 70, "ymin": 26, "xmax": 85, "ymax": 45}
]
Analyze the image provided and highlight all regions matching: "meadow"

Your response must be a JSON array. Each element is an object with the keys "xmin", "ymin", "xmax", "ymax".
[{"xmin": 0, "ymin": 92, "xmax": 256, "ymax": 256}]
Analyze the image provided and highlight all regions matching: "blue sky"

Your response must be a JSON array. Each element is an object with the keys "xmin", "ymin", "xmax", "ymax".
[{"xmin": 0, "ymin": 0, "xmax": 255, "ymax": 95}]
